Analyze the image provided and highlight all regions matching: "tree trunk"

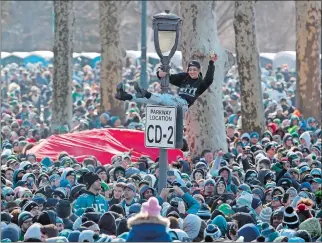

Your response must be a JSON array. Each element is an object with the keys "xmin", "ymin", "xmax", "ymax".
[
  {"xmin": 180, "ymin": 1, "xmax": 234, "ymax": 156},
  {"xmin": 99, "ymin": 1, "xmax": 125, "ymax": 118},
  {"xmin": 51, "ymin": 0, "xmax": 74, "ymax": 132},
  {"xmin": 234, "ymin": 1, "xmax": 265, "ymax": 135},
  {"xmin": 295, "ymin": 1, "xmax": 321, "ymax": 122}
]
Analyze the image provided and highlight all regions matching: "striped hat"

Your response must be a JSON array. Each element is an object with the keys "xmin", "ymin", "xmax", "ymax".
[
  {"xmin": 259, "ymin": 207, "xmax": 273, "ymax": 224},
  {"xmin": 21, "ymin": 200, "xmax": 38, "ymax": 212},
  {"xmin": 282, "ymin": 206, "xmax": 299, "ymax": 229}
]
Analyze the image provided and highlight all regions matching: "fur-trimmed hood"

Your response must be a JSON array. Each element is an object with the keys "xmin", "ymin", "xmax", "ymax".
[{"xmin": 127, "ymin": 213, "xmax": 170, "ymax": 228}]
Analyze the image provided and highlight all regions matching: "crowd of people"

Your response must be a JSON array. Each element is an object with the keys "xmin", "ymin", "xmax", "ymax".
[{"xmin": 0, "ymin": 57, "xmax": 321, "ymax": 242}]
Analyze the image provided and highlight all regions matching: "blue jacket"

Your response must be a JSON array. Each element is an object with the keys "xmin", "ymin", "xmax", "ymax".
[
  {"xmin": 126, "ymin": 223, "xmax": 172, "ymax": 242},
  {"xmin": 74, "ymin": 191, "xmax": 109, "ymax": 216}
]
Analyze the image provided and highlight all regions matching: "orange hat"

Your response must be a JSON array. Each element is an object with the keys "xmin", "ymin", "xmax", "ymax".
[{"xmin": 293, "ymin": 109, "xmax": 301, "ymax": 117}]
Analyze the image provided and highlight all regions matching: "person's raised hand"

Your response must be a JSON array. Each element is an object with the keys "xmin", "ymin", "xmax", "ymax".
[
  {"xmin": 173, "ymin": 185, "xmax": 185, "ymax": 197},
  {"xmin": 209, "ymin": 53, "xmax": 219, "ymax": 62},
  {"xmin": 160, "ymin": 188, "xmax": 170, "ymax": 200}
]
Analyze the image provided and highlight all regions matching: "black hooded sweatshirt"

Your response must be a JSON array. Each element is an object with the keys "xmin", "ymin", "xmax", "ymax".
[{"xmin": 158, "ymin": 60, "xmax": 215, "ymax": 107}]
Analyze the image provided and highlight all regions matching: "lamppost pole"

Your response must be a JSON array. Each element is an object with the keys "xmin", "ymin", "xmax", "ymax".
[
  {"xmin": 139, "ymin": 0, "xmax": 148, "ymax": 89},
  {"xmin": 152, "ymin": 10, "xmax": 181, "ymax": 194}
]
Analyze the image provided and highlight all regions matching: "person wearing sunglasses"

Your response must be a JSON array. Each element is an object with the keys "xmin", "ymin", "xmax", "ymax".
[{"xmin": 1, "ymin": 186, "xmax": 15, "ymax": 203}]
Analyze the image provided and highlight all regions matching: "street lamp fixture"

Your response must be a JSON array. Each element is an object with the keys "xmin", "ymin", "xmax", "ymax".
[{"xmin": 153, "ymin": 10, "xmax": 182, "ymax": 92}]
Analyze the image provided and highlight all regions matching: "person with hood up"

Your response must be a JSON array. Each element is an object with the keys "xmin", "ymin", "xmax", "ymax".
[
  {"xmin": 74, "ymin": 172, "xmax": 109, "ymax": 216},
  {"xmin": 61, "ymin": 168, "xmax": 76, "ymax": 187},
  {"xmin": 183, "ymin": 214, "xmax": 202, "ymax": 241},
  {"xmin": 299, "ymin": 131, "xmax": 312, "ymax": 150},
  {"xmin": 126, "ymin": 197, "xmax": 172, "ymax": 242},
  {"xmin": 140, "ymin": 185, "xmax": 155, "ymax": 201},
  {"xmin": 216, "ymin": 166, "xmax": 237, "ymax": 194}
]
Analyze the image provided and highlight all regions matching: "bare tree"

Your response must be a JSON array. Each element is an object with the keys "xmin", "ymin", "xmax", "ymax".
[
  {"xmin": 179, "ymin": 1, "xmax": 234, "ymax": 156},
  {"xmin": 295, "ymin": 1, "xmax": 321, "ymax": 122},
  {"xmin": 99, "ymin": 1, "xmax": 129, "ymax": 117},
  {"xmin": 51, "ymin": 0, "xmax": 74, "ymax": 132},
  {"xmin": 234, "ymin": 1, "xmax": 265, "ymax": 135}
]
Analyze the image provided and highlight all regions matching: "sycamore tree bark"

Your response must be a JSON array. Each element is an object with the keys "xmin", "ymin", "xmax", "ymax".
[
  {"xmin": 234, "ymin": 1, "xmax": 265, "ymax": 135},
  {"xmin": 99, "ymin": 1, "xmax": 129, "ymax": 118},
  {"xmin": 180, "ymin": 1, "xmax": 235, "ymax": 156},
  {"xmin": 51, "ymin": 1, "xmax": 74, "ymax": 132},
  {"xmin": 296, "ymin": 1, "xmax": 321, "ymax": 122}
]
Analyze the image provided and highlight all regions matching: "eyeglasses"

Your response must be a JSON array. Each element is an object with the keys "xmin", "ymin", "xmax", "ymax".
[
  {"xmin": 273, "ymin": 196, "xmax": 280, "ymax": 201},
  {"xmin": 6, "ymin": 193, "xmax": 14, "ymax": 197},
  {"xmin": 23, "ymin": 194, "xmax": 33, "ymax": 198}
]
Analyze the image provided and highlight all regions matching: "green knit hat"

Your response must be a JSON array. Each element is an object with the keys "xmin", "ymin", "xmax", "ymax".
[
  {"xmin": 316, "ymin": 210, "xmax": 322, "ymax": 219},
  {"xmin": 101, "ymin": 181, "xmax": 110, "ymax": 192},
  {"xmin": 271, "ymin": 162, "xmax": 283, "ymax": 173},
  {"xmin": 291, "ymin": 132, "xmax": 299, "ymax": 138},
  {"xmin": 218, "ymin": 203, "xmax": 235, "ymax": 216}
]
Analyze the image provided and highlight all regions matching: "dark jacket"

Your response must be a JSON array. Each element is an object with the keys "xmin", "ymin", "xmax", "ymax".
[{"xmin": 158, "ymin": 60, "xmax": 215, "ymax": 107}]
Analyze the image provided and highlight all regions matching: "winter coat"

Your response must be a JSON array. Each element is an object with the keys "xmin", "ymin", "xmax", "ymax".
[
  {"xmin": 127, "ymin": 214, "xmax": 171, "ymax": 242},
  {"xmin": 74, "ymin": 191, "xmax": 109, "ymax": 216}
]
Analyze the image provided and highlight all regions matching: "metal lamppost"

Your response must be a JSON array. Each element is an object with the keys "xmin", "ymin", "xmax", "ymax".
[
  {"xmin": 152, "ymin": 10, "xmax": 182, "ymax": 194},
  {"xmin": 139, "ymin": 0, "xmax": 148, "ymax": 89}
]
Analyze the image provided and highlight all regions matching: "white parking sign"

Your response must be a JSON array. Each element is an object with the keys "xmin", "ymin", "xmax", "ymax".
[{"xmin": 145, "ymin": 105, "xmax": 177, "ymax": 149}]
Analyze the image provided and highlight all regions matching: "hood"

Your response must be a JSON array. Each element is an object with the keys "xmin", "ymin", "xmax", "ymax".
[
  {"xmin": 241, "ymin": 133, "xmax": 251, "ymax": 140},
  {"xmin": 191, "ymin": 169, "xmax": 206, "ymax": 180},
  {"xmin": 283, "ymin": 133, "xmax": 293, "ymax": 145},
  {"xmin": 113, "ymin": 166, "xmax": 125, "ymax": 181},
  {"xmin": 13, "ymin": 169, "xmax": 25, "ymax": 186},
  {"xmin": 300, "ymin": 131, "xmax": 311, "ymax": 148},
  {"xmin": 180, "ymin": 160, "xmax": 190, "ymax": 173},
  {"xmin": 144, "ymin": 174, "xmax": 157, "ymax": 188},
  {"xmin": 61, "ymin": 167, "xmax": 75, "ymax": 181},
  {"xmin": 306, "ymin": 117, "xmax": 315, "ymax": 129},
  {"xmin": 244, "ymin": 170, "xmax": 258, "ymax": 182},
  {"xmin": 22, "ymin": 173, "xmax": 36, "ymax": 182},
  {"xmin": 257, "ymin": 169, "xmax": 270, "ymax": 185},
  {"xmin": 140, "ymin": 185, "xmax": 155, "ymax": 199},
  {"xmin": 218, "ymin": 167, "xmax": 232, "ymax": 184},
  {"xmin": 267, "ymin": 123, "xmax": 278, "ymax": 134},
  {"xmin": 290, "ymin": 114, "xmax": 300, "ymax": 124}
]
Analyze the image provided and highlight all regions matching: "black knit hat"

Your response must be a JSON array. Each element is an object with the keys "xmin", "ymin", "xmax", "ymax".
[
  {"xmin": 282, "ymin": 206, "xmax": 299, "ymax": 229},
  {"xmin": 83, "ymin": 209, "xmax": 100, "ymax": 224},
  {"xmin": 188, "ymin": 60, "xmax": 201, "ymax": 69},
  {"xmin": 56, "ymin": 200, "xmax": 72, "ymax": 219},
  {"xmin": 82, "ymin": 172, "xmax": 100, "ymax": 189},
  {"xmin": 109, "ymin": 204, "xmax": 125, "ymax": 216},
  {"xmin": 21, "ymin": 200, "xmax": 39, "ymax": 212}
]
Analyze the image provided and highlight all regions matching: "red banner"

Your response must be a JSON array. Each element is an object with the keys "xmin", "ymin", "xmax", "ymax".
[{"xmin": 28, "ymin": 128, "xmax": 183, "ymax": 164}]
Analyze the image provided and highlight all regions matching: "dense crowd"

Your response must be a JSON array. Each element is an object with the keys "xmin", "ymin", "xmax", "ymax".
[{"xmin": 0, "ymin": 58, "xmax": 321, "ymax": 242}]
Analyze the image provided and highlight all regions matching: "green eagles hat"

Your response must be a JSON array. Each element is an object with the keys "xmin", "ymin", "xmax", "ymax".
[{"xmin": 312, "ymin": 178, "xmax": 322, "ymax": 185}]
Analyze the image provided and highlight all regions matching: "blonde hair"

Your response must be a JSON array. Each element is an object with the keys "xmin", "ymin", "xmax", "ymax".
[{"xmin": 127, "ymin": 212, "xmax": 170, "ymax": 229}]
